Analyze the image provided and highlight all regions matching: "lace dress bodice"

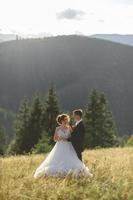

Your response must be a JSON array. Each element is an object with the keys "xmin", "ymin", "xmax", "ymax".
[{"xmin": 57, "ymin": 127, "xmax": 71, "ymax": 139}]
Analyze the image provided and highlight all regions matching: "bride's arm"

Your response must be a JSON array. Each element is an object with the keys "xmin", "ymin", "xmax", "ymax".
[{"xmin": 53, "ymin": 127, "xmax": 62, "ymax": 142}]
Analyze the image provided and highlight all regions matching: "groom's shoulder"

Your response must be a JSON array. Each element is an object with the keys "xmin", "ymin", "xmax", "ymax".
[
  {"xmin": 80, "ymin": 120, "xmax": 84, "ymax": 125},
  {"xmin": 79, "ymin": 121, "xmax": 85, "ymax": 129},
  {"xmin": 78, "ymin": 120, "xmax": 84, "ymax": 127}
]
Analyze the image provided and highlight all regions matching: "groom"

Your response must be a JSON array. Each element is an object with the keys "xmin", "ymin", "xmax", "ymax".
[{"xmin": 68, "ymin": 109, "xmax": 85, "ymax": 161}]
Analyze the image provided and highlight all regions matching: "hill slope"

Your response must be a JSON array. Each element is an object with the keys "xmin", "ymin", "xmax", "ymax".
[{"xmin": 0, "ymin": 35, "xmax": 133, "ymax": 135}]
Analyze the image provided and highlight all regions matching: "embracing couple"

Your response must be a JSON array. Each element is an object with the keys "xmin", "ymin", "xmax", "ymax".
[{"xmin": 34, "ymin": 109, "xmax": 93, "ymax": 178}]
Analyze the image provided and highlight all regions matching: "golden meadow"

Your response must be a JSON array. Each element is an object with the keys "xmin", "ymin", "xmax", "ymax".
[{"xmin": 0, "ymin": 147, "xmax": 133, "ymax": 200}]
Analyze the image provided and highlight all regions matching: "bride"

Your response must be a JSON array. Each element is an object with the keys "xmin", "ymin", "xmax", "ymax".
[{"xmin": 34, "ymin": 114, "xmax": 92, "ymax": 178}]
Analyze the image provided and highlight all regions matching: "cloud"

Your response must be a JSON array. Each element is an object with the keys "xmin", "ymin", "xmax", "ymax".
[
  {"xmin": 97, "ymin": 19, "xmax": 105, "ymax": 23},
  {"xmin": 74, "ymin": 30, "xmax": 84, "ymax": 35},
  {"xmin": 90, "ymin": 12, "xmax": 95, "ymax": 15},
  {"xmin": 56, "ymin": 8, "xmax": 85, "ymax": 20}
]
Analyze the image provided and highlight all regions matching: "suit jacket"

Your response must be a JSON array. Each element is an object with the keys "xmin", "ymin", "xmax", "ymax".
[{"xmin": 69, "ymin": 121, "xmax": 85, "ymax": 153}]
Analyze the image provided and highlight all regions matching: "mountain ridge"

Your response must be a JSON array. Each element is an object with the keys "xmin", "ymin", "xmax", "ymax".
[
  {"xmin": 1, "ymin": 33, "xmax": 133, "ymax": 46},
  {"xmin": 90, "ymin": 34, "xmax": 133, "ymax": 46}
]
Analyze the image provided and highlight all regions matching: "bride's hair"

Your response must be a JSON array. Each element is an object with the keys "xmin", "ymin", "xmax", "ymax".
[{"xmin": 56, "ymin": 114, "xmax": 70, "ymax": 125}]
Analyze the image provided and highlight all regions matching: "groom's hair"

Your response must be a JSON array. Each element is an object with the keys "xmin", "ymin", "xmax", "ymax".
[{"xmin": 73, "ymin": 109, "xmax": 83, "ymax": 118}]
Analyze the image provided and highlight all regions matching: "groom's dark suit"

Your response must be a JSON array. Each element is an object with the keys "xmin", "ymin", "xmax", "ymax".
[{"xmin": 68, "ymin": 120, "xmax": 85, "ymax": 161}]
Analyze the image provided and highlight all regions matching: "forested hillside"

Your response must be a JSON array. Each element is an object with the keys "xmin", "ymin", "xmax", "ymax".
[{"xmin": 0, "ymin": 35, "xmax": 133, "ymax": 134}]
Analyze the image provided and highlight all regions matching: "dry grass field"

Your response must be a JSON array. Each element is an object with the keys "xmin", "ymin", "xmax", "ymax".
[{"xmin": 0, "ymin": 147, "xmax": 133, "ymax": 200}]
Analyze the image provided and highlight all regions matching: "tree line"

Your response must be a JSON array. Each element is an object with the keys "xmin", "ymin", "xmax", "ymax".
[{"xmin": 0, "ymin": 86, "xmax": 133, "ymax": 155}]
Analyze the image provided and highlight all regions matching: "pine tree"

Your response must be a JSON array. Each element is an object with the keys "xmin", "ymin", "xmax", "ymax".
[
  {"xmin": 42, "ymin": 85, "xmax": 59, "ymax": 140},
  {"xmin": 27, "ymin": 94, "xmax": 43, "ymax": 151},
  {"xmin": 8, "ymin": 95, "xmax": 44, "ymax": 154},
  {"xmin": 85, "ymin": 89, "xmax": 118, "ymax": 148},
  {"xmin": 32, "ymin": 131, "xmax": 53, "ymax": 154},
  {"xmin": 0, "ymin": 122, "xmax": 7, "ymax": 155},
  {"xmin": 8, "ymin": 97, "xmax": 30, "ymax": 154},
  {"xmin": 84, "ymin": 89, "xmax": 101, "ymax": 148}
]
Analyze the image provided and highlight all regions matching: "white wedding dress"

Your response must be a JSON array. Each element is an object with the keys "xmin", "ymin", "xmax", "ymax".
[{"xmin": 34, "ymin": 127, "xmax": 92, "ymax": 178}]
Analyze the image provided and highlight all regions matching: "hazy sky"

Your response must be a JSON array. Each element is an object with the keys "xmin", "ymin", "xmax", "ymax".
[{"xmin": 0, "ymin": 0, "xmax": 133, "ymax": 36}]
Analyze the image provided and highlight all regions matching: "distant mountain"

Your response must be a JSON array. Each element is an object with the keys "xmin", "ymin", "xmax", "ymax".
[
  {"xmin": 0, "ymin": 33, "xmax": 17, "ymax": 43},
  {"xmin": 1, "ymin": 33, "xmax": 133, "ymax": 46},
  {"xmin": 90, "ymin": 34, "xmax": 133, "ymax": 46},
  {"xmin": 0, "ymin": 35, "xmax": 133, "ymax": 135},
  {"xmin": 0, "ymin": 32, "xmax": 52, "ymax": 43}
]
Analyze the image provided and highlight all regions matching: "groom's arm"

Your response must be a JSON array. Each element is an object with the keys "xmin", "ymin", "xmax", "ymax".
[
  {"xmin": 71, "ymin": 124, "xmax": 85, "ymax": 143},
  {"xmin": 67, "ymin": 125, "xmax": 75, "ymax": 142},
  {"xmin": 68, "ymin": 128, "xmax": 78, "ymax": 143}
]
